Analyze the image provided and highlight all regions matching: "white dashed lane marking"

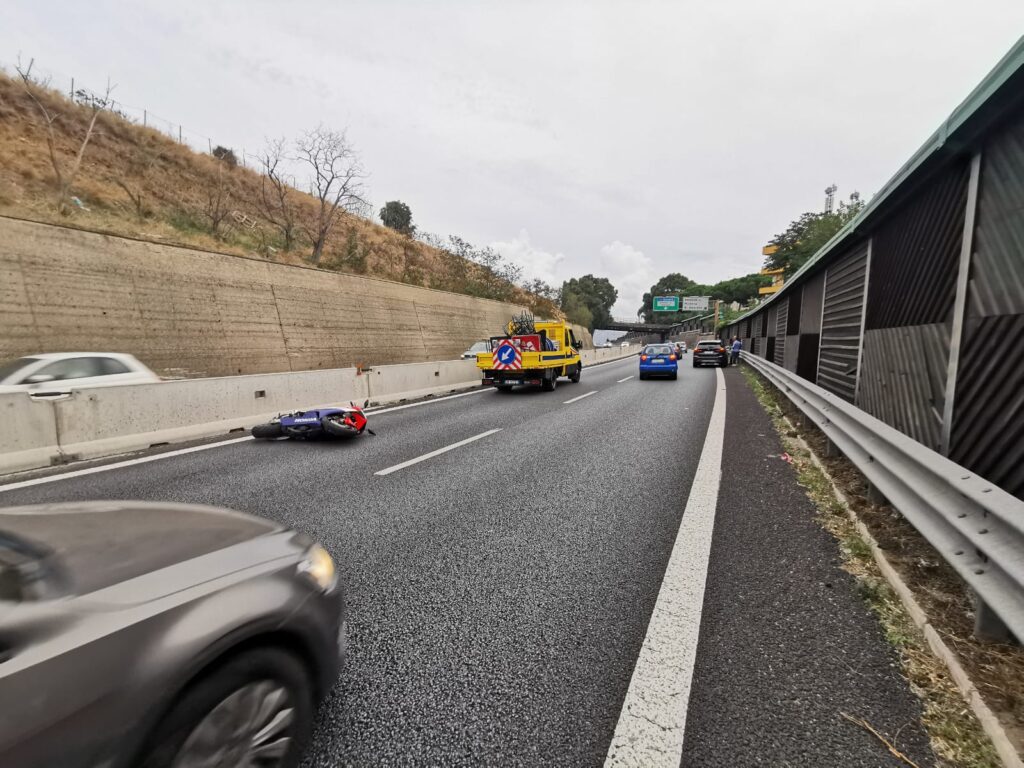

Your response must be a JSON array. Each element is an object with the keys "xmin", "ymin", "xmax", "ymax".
[
  {"xmin": 563, "ymin": 391, "xmax": 599, "ymax": 404},
  {"xmin": 374, "ymin": 429, "xmax": 502, "ymax": 476}
]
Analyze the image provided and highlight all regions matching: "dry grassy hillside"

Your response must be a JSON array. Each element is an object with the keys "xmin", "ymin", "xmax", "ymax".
[{"xmin": 0, "ymin": 70, "xmax": 557, "ymax": 317}]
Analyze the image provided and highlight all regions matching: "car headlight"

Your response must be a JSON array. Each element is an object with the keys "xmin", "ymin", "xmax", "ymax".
[{"xmin": 298, "ymin": 544, "xmax": 337, "ymax": 592}]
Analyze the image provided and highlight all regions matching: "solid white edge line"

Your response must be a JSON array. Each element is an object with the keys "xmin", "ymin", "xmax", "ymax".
[
  {"xmin": 374, "ymin": 428, "xmax": 502, "ymax": 476},
  {"xmin": 604, "ymin": 366, "xmax": 727, "ymax": 768},
  {"xmin": 0, "ymin": 436, "xmax": 255, "ymax": 494},
  {"xmin": 616, "ymin": 375, "xmax": 635, "ymax": 383},
  {"xmin": 563, "ymin": 390, "xmax": 599, "ymax": 404}
]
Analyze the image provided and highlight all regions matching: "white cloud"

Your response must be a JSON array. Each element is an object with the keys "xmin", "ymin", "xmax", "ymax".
[
  {"xmin": 490, "ymin": 230, "xmax": 566, "ymax": 287},
  {"xmin": 598, "ymin": 241, "xmax": 655, "ymax": 320},
  {"xmin": 491, "ymin": 234, "xmax": 656, "ymax": 322}
]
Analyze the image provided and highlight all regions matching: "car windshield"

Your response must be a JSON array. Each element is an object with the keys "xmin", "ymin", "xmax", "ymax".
[
  {"xmin": 644, "ymin": 345, "xmax": 673, "ymax": 355},
  {"xmin": 697, "ymin": 342, "xmax": 721, "ymax": 349},
  {"xmin": 0, "ymin": 357, "xmax": 39, "ymax": 382},
  {"xmin": 469, "ymin": 342, "xmax": 489, "ymax": 352}
]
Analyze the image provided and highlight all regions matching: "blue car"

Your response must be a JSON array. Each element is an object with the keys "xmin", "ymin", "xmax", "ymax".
[{"xmin": 638, "ymin": 343, "xmax": 678, "ymax": 380}]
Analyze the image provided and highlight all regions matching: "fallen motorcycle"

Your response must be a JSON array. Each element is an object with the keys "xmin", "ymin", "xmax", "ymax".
[{"xmin": 251, "ymin": 401, "xmax": 375, "ymax": 439}]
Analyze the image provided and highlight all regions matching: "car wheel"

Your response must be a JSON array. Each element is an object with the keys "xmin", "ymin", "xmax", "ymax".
[
  {"xmin": 138, "ymin": 647, "xmax": 314, "ymax": 768},
  {"xmin": 569, "ymin": 364, "xmax": 581, "ymax": 383},
  {"xmin": 542, "ymin": 373, "xmax": 557, "ymax": 392},
  {"xmin": 251, "ymin": 423, "xmax": 283, "ymax": 439},
  {"xmin": 671, "ymin": 372, "xmax": 678, "ymax": 380}
]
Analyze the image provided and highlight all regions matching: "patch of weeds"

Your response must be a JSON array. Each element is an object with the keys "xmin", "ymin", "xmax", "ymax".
[
  {"xmin": 740, "ymin": 364, "xmax": 1004, "ymax": 768},
  {"xmin": 167, "ymin": 208, "xmax": 205, "ymax": 235}
]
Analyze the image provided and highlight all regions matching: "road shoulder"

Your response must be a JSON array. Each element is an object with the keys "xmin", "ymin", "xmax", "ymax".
[{"xmin": 680, "ymin": 366, "xmax": 934, "ymax": 767}]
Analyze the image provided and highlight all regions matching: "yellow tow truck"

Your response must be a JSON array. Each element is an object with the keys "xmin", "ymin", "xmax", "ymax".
[{"xmin": 477, "ymin": 320, "xmax": 583, "ymax": 392}]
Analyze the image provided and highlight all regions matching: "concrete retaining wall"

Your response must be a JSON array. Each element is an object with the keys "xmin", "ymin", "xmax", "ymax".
[
  {"xmin": 0, "ymin": 216, "xmax": 525, "ymax": 378},
  {"xmin": 0, "ymin": 346, "xmax": 637, "ymax": 475}
]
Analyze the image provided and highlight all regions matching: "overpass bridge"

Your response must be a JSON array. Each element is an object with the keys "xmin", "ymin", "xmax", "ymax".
[{"xmin": 601, "ymin": 312, "xmax": 717, "ymax": 341}]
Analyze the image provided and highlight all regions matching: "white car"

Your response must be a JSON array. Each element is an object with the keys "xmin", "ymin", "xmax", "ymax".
[
  {"xmin": 461, "ymin": 341, "xmax": 490, "ymax": 359},
  {"xmin": 620, "ymin": 341, "xmax": 630, "ymax": 348},
  {"xmin": 0, "ymin": 353, "xmax": 160, "ymax": 393}
]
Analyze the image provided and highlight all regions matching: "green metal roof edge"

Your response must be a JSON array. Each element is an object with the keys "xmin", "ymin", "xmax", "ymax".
[{"xmin": 730, "ymin": 35, "xmax": 1024, "ymax": 327}]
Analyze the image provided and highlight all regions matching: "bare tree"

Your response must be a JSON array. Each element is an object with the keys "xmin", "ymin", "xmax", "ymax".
[
  {"xmin": 15, "ymin": 58, "xmax": 113, "ymax": 215},
  {"xmin": 294, "ymin": 126, "xmax": 367, "ymax": 265},
  {"xmin": 112, "ymin": 140, "xmax": 162, "ymax": 221},
  {"xmin": 200, "ymin": 159, "xmax": 234, "ymax": 237},
  {"xmin": 254, "ymin": 138, "xmax": 299, "ymax": 252}
]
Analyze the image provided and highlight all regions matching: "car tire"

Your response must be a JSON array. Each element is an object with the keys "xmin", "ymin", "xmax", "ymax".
[
  {"xmin": 137, "ymin": 647, "xmax": 314, "ymax": 768},
  {"xmin": 671, "ymin": 372, "xmax": 678, "ymax": 380},
  {"xmin": 495, "ymin": 384, "xmax": 513, "ymax": 392},
  {"xmin": 569, "ymin": 364, "xmax": 581, "ymax": 383},
  {"xmin": 251, "ymin": 422, "xmax": 283, "ymax": 439},
  {"xmin": 638, "ymin": 372, "xmax": 646, "ymax": 380},
  {"xmin": 542, "ymin": 374, "xmax": 557, "ymax": 392}
]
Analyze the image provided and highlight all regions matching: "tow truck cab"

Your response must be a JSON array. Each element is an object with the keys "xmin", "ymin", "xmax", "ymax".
[{"xmin": 476, "ymin": 321, "xmax": 583, "ymax": 392}]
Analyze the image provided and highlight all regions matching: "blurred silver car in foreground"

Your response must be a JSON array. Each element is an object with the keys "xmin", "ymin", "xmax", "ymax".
[{"xmin": 0, "ymin": 501, "xmax": 344, "ymax": 768}]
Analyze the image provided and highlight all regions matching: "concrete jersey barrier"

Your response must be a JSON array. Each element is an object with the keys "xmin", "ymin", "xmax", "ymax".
[{"xmin": 0, "ymin": 347, "xmax": 638, "ymax": 475}]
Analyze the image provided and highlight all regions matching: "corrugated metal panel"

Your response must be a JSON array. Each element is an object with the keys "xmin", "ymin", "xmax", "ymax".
[
  {"xmin": 797, "ymin": 335, "xmax": 819, "ymax": 380},
  {"xmin": 817, "ymin": 246, "xmax": 868, "ymax": 401},
  {"xmin": 784, "ymin": 336, "xmax": 800, "ymax": 373},
  {"xmin": 800, "ymin": 271, "xmax": 826, "ymax": 334},
  {"xmin": 774, "ymin": 297, "xmax": 788, "ymax": 365},
  {"xmin": 866, "ymin": 160, "xmax": 969, "ymax": 329},
  {"xmin": 766, "ymin": 306, "xmax": 777, "ymax": 337},
  {"xmin": 950, "ymin": 105, "xmax": 1024, "ymax": 500},
  {"xmin": 857, "ymin": 325, "xmax": 949, "ymax": 451},
  {"xmin": 967, "ymin": 101, "xmax": 1024, "ymax": 318},
  {"xmin": 950, "ymin": 315, "xmax": 1024, "ymax": 498}
]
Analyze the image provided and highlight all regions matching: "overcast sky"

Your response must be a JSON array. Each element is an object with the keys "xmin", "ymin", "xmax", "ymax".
[{"xmin": 4, "ymin": 3, "xmax": 1022, "ymax": 317}]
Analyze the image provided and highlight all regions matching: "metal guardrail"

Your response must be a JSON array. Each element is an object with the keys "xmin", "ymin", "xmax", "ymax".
[{"xmin": 741, "ymin": 351, "xmax": 1024, "ymax": 642}]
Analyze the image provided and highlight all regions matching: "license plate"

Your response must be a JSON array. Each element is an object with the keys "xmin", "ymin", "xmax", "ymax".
[
  {"xmin": 651, "ymin": 359, "xmax": 664, "ymax": 364},
  {"xmin": 503, "ymin": 380, "xmax": 521, "ymax": 385}
]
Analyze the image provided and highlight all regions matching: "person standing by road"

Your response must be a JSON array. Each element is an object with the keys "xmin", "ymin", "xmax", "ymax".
[{"xmin": 730, "ymin": 337, "xmax": 742, "ymax": 365}]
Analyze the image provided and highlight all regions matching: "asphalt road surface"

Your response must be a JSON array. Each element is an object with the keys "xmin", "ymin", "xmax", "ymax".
[{"xmin": 0, "ymin": 356, "xmax": 934, "ymax": 767}]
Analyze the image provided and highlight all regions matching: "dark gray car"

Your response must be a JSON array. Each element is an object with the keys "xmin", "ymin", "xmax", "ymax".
[
  {"xmin": 693, "ymin": 340, "xmax": 729, "ymax": 367},
  {"xmin": 0, "ymin": 501, "xmax": 344, "ymax": 768}
]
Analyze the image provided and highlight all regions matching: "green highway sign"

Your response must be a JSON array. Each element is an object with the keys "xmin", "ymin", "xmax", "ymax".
[{"xmin": 653, "ymin": 295, "xmax": 679, "ymax": 312}]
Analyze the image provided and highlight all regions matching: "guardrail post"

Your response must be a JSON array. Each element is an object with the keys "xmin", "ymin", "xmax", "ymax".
[
  {"xmin": 823, "ymin": 437, "xmax": 839, "ymax": 458},
  {"xmin": 865, "ymin": 480, "xmax": 885, "ymax": 504},
  {"xmin": 973, "ymin": 593, "xmax": 1012, "ymax": 643}
]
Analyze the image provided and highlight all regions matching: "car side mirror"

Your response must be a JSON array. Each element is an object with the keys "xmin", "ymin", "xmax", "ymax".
[{"xmin": 24, "ymin": 373, "xmax": 55, "ymax": 385}]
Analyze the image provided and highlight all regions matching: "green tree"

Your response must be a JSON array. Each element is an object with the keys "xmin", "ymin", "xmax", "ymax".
[
  {"xmin": 560, "ymin": 290, "xmax": 593, "ymax": 329},
  {"xmin": 560, "ymin": 275, "xmax": 617, "ymax": 331},
  {"xmin": 379, "ymin": 200, "xmax": 415, "ymax": 236},
  {"xmin": 764, "ymin": 194, "xmax": 865, "ymax": 275},
  {"xmin": 638, "ymin": 272, "xmax": 770, "ymax": 322}
]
